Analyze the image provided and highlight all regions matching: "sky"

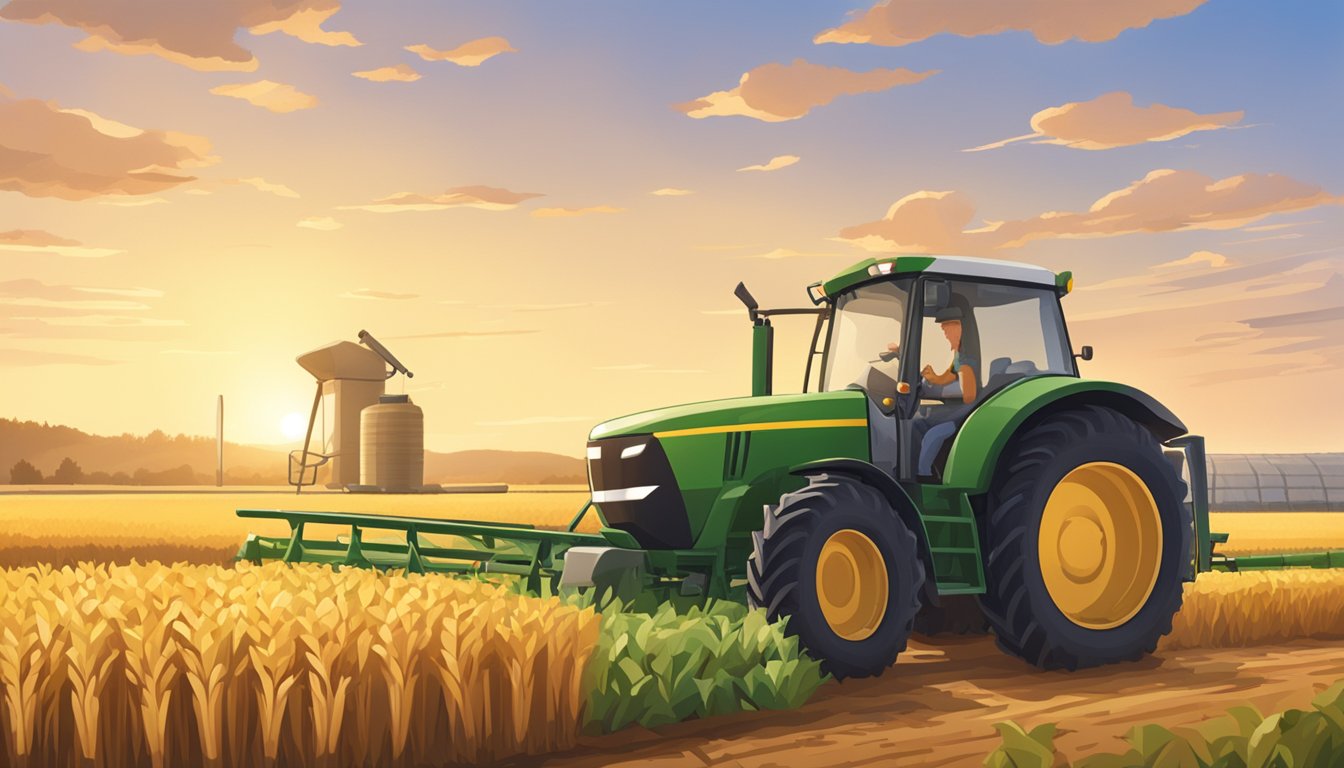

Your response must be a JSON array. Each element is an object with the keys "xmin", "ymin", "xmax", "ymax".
[{"xmin": 0, "ymin": 0, "xmax": 1341, "ymax": 458}]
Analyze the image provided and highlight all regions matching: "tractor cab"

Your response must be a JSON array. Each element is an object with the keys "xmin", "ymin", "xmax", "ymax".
[{"xmin": 816, "ymin": 255, "xmax": 1078, "ymax": 482}]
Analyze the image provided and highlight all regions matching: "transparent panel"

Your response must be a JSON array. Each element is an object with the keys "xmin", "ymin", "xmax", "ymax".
[{"xmin": 822, "ymin": 279, "xmax": 911, "ymax": 392}]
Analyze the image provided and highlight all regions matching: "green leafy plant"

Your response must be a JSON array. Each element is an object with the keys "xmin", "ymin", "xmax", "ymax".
[
  {"xmin": 582, "ymin": 599, "xmax": 827, "ymax": 732},
  {"xmin": 984, "ymin": 681, "xmax": 1344, "ymax": 768}
]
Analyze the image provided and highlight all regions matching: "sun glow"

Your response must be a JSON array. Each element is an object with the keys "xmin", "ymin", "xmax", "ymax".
[{"xmin": 281, "ymin": 412, "xmax": 308, "ymax": 441}]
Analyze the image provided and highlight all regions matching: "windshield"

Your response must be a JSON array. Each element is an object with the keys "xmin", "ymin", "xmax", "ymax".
[{"xmin": 821, "ymin": 279, "xmax": 911, "ymax": 392}]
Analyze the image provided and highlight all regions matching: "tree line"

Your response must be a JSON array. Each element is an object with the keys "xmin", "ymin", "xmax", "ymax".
[{"xmin": 7, "ymin": 457, "xmax": 286, "ymax": 486}]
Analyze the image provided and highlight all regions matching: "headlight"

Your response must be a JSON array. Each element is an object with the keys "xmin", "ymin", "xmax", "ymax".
[{"xmin": 620, "ymin": 442, "xmax": 647, "ymax": 459}]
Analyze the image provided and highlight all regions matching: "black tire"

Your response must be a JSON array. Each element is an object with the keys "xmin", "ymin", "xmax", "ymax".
[
  {"xmin": 747, "ymin": 473, "xmax": 925, "ymax": 679},
  {"xmin": 978, "ymin": 405, "xmax": 1191, "ymax": 670}
]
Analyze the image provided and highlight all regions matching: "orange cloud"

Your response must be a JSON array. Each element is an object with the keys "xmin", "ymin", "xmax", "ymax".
[
  {"xmin": 339, "ymin": 186, "xmax": 543, "ymax": 213},
  {"xmin": 651, "ymin": 188, "xmax": 694, "ymax": 196},
  {"xmin": 1157, "ymin": 250, "xmax": 1231, "ymax": 269},
  {"xmin": 816, "ymin": 0, "xmax": 1208, "ymax": 47},
  {"xmin": 838, "ymin": 170, "xmax": 1342, "ymax": 254},
  {"xmin": 967, "ymin": 92, "xmax": 1243, "ymax": 152},
  {"xmin": 530, "ymin": 205, "xmax": 623, "ymax": 218},
  {"xmin": 405, "ymin": 37, "xmax": 516, "ymax": 67},
  {"xmin": 0, "ymin": 0, "xmax": 359, "ymax": 71},
  {"xmin": 339, "ymin": 289, "xmax": 419, "ymax": 300},
  {"xmin": 297, "ymin": 216, "xmax": 342, "ymax": 231},
  {"xmin": 0, "ymin": 90, "xmax": 213, "ymax": 200},
  {"xmin": 0, "ymin": 230, "xmax": 123, "ymax": 258},
  {"xmin": 353, "ymin": 64, "xmax": 421, "ymax": 83},
  {"xmin": 675, "ymin": 59, "xmax": 936, "ymax": 122},
  {"xmin": 737, "ymin": 155, "xmax": 800, "ymax": 172},
  {"xmin": 209, "ymin": 81, "xmax": 318, "ymax": 113}
]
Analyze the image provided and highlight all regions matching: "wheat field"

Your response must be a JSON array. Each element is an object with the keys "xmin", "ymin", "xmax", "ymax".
[
  {"xmin": 1209, "ymin": 512, "xmax": 1344, "ymax": 556},
  {"xmin": 0, "ymin": 490, "xmax": 594, "ymax": 568},
  {"xmin": 1161, "ymin": 569, "xmax": 1344, "ymax": 650},
  {"xmin": 0, "ymin": 561, "xmax": 600, "ymax": 768}
]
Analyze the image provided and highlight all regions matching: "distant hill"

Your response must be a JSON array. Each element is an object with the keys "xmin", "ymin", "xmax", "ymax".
[{"xmin": 0, "ymin": 418, "xmax": 586, "ymax": 485}]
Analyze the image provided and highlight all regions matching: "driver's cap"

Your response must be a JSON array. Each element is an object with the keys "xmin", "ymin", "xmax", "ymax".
[{"xmin": 934, "ymin": 307, "xmax": 963, "ymax": 323}]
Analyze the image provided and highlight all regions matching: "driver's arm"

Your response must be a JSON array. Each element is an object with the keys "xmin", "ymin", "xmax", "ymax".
[
  {"xmin": 959, "ymin": 366, "xmax": 977, "ymax": 404},
  {"xmin": 922, "ymin": 365, "xmax": 956, "ymax": 385}
]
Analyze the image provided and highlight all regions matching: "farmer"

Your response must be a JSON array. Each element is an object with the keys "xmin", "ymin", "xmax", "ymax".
[
  {"xmin": 916, "ymin": 307, "xmax": 977, "ymax": 478},
  {"xmin": 921, "ymin": 307, "xmax": 977, "ymax": 405}
]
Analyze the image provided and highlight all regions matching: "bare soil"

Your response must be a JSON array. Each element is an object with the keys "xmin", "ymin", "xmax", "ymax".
[{"xmin": 535, "ymin": 635, "xmax": 1344, "ymax": 768}]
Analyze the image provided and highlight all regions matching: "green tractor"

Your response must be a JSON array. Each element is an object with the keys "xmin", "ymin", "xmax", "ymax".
[{"xmin": 238, "ymin": 254, "xmax": 1343, "ymax": 678}]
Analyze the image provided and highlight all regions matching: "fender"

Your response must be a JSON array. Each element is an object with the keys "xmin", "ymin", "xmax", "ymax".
[
  {"xmin": 942, "ymin": 376, "xmax": 1188, "ymax": 493},
  {"xmin": 789, "ymin": 457, "xmax": 940, "ymax": 606}
]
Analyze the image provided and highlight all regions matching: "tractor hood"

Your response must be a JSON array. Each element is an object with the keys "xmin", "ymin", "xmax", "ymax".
[{"xmin": 589, "ymin": 390, "xmax": 868, "ymax": 440}]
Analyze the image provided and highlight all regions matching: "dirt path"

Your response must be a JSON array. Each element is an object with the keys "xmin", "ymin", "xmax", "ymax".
[{"xmin": 535, "ymin": 636, "xmax": 1344, "ymax": 768}]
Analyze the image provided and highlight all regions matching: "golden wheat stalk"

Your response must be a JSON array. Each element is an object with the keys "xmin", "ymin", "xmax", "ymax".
[
  {"xmin": 64, "ymin": 604, "xmax": 120, "ymax": 766},
  {"xmin": 1, "ymin": 560, "xmax": 605, "ymax": 767},
  {"xmin": 173, "ymin": 603, "xmax": 232, "ymax": 767}
]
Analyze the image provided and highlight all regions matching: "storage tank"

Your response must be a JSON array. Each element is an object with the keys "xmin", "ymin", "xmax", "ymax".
[{"xmin": 360, "ymin": 395, "xmax": 424, "ymax": 491}]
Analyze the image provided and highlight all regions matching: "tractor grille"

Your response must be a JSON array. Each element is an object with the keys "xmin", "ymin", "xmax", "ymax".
[{"xmin": 586, "ymin": 434, "xmax": 692, "ymax": 549}]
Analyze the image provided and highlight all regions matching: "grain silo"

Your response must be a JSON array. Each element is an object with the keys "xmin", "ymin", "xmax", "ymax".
[{"xmin": 360, "ymin": 394, "xmax": 425, "ymax": 492}]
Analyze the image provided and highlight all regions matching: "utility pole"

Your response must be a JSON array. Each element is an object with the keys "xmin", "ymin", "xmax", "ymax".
[{"xmin": 216, "ymin": 395, "xmax": 224, "ymax": 487}]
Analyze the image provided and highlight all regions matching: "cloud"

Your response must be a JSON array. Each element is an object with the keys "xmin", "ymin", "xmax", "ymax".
[
  {"xmin": 339, "ymin": 289, "xmax": 419, "ymax": 300},
  {"xmin": 652, "ymin": 188, "xmax": 693, "ymax": 196},
  {"xmin": 0, "ymin": 230, "xmax": 122, "ymax": 258},
  {"xmin": 744, "ymin": 247, "xmax": 845, "ymax": 259},
  {"xmin": 297, "ymin": 216, "xmax": 342, "ymax": 231},
  {"xmin": 695, "ymin": 243, "xmax": 764, "ymax": 251},
  {"xmin": 738, "ymin": 155, "xmax": 800, "ymax": 172},
  {"xmin": 476, "ymin": 415, "xmax": 591, "ymax": 426},
  {"xmin": 966, "ymin": 92, "xmax": 1243, "ymax": 152},
  {"xmin": 592, "ymin": 363, "xmax": 652, "ymax": 371},
  {"xmin": 0, "ymin": 278, "xmax": 182, "ymax": 340},
  {"xmin": 405, "ymin": 37, "xmax": 516, "ymax": 67},
  {"xmin": 0, "ymin": 0, "xmax": 359, "ymax": 71},
  {"xmin": 98, "ymin": 197, "xmax": 169, "ymax": 207},
  {"xmin": 1222, "ymin": 232, "xmax": 1305, "ymax": 245},
  {"xmin": 0, "ymin": 279, "xmax": 159, "ymax": 304},
  {"xmin": 1157, "ymin": 250, "xmax": 1230, "ymax": 269},
  {"xmin": 353, "ymin": 64, "xmax": 421, "ymax": 83},
  {"xmin": 1067, "ymin": 250, "xmax": 1344, "ymax": 386},
  {"xmin": 676, "ymin": 59, "xmax": 936, "ymax": 122},
  {"xmin": 838, "ymin": 170, "xmax": 1342, "ymax": 254},
  {"xmin": 486, "ymin": 302, "xmax": 600, "ymax": 312},
  {"xmin": 530, "ymin": 205, "xmax": 623, "ymax": 218},
  {"xmin": 340, "ymin": 186, "xmax": 542, "ymax": 213},
  {"xmin": 0, "ymin": 348, "xmax": 119, "ymax": 366},
  {"xmin": 381, "ymin": 329, "xmax": 540, "ymax": 340},
  {"xmin": 8, "ymin": 315, "xmax": 183, "ymax": 327},
  {"xmin": 815, "ymin": 0, "xmax": 1208, "ymax": 47},
  {"xmin": 0, "ymin": 89, "xmax": 214, "ymax": 200},
  {"xmin": 235, "ymin": 177, "xmax": 299, "ymax": 197},
  {"xmin": 160, "ymin": 349, "xmax": 240, "ymax": 356},
  {"xmin": 210, "ymin": 81, "xmax": 318, "ymax": 113}
]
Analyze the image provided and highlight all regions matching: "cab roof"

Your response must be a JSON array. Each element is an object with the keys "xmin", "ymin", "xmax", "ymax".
[{"xmin": 820, "ymin": 255, "xmax": 1067, "ymax": 299}]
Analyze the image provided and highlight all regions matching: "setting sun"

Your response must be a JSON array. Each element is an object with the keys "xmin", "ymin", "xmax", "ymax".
[{"xmin": 280, "ymin": 412, "xmax": 308, "ymax": 441}]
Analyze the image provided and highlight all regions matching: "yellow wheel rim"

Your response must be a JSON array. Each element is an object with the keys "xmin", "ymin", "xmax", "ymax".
[
  {"xmin": 816, "ymin": 529, "xmax": 888, "ymax": 641},
  {"xmin": 1038, "ymin": 462, "xmax": 1163, "ymax": 630}
]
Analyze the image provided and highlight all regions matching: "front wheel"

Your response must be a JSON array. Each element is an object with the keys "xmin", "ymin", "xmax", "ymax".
[
  {"xmin": 978, "ymin": 405, "xmax": 1191, "ymax": 670},
  {"xmin": 747, "ymin": 473, "xmax": 924, "ymax": 679}
]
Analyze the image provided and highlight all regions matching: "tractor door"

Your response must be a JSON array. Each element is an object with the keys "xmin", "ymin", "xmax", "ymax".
[{"xmin": 901, "ymin": 276, "xmax": 1077, "ymax": 482}]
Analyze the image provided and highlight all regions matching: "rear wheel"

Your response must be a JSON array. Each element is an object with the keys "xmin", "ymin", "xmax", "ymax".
[
  {"xmin": 747, "ymin": 473, "xmax": 924, "ymax": 679},
  {"xmin": 978, "ymin": 406, "xmax": 1191, "ymax": 670}
]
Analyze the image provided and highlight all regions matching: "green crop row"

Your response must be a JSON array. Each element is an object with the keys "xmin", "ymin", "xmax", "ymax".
[
  {"xmin": 582, "ymin": 598, "xmax": 828, "ymax": 732},
  {"xmin": 984, "ymin": 680, "xmax": 1344, "ymax": 768}
]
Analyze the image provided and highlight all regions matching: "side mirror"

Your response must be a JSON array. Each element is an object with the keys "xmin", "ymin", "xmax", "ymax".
[
  {"xmin": 923, "ymin": 280, "xmax": 950, "ymax": 313},
  {"xmin": 1075, "ymin": 345, "xmax": 1094, "ymax": 361}
]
